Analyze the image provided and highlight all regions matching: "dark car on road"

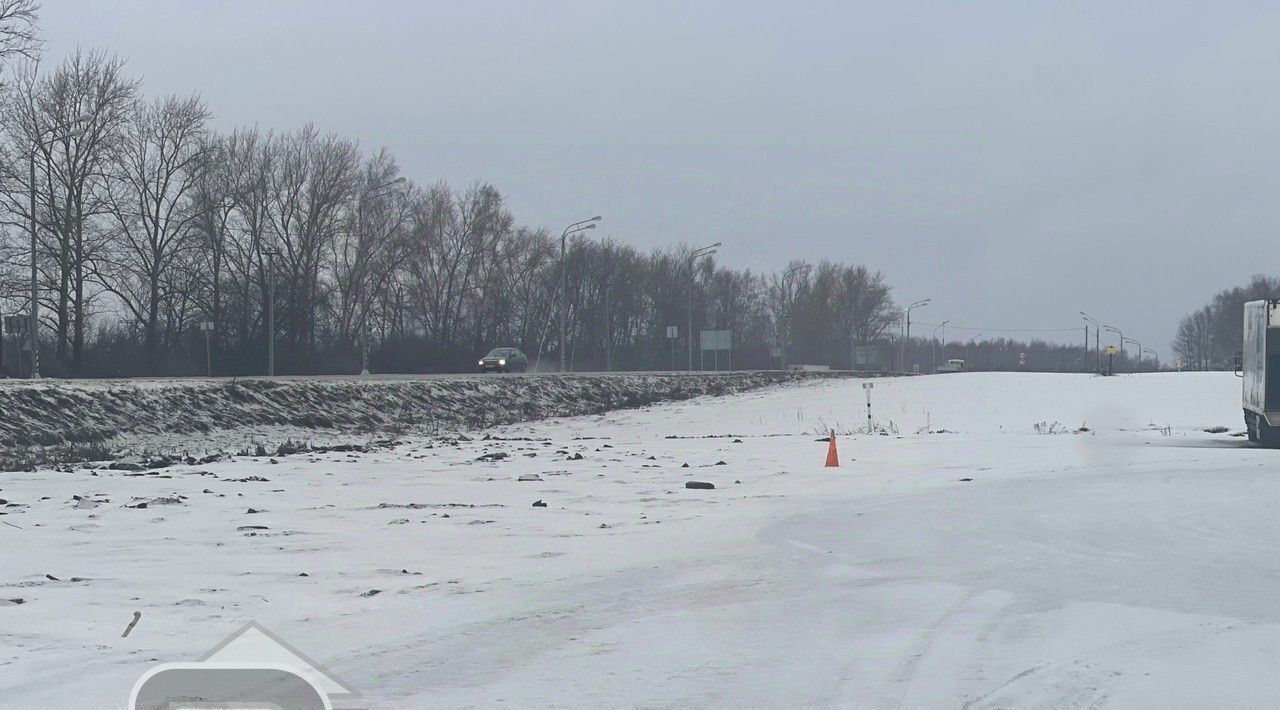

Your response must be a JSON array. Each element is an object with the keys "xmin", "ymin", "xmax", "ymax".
[{"xmin": 478, "ymin": 347, "xmax": 528, "ymax": 373}]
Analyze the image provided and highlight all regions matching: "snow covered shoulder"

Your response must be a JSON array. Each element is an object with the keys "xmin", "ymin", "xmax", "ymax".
[
  {"xmin": 0, "ymin": 371, "xmax": 844, "ymax": 459},
  {"xmin": 1, "ymin": 371, "xmax": 1274, "ymax": 709}
]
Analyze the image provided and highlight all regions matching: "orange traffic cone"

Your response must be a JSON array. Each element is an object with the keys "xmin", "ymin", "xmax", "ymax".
[{"xmin": 825, "ymin": 430, "xmax": 840, "ymax": 467}]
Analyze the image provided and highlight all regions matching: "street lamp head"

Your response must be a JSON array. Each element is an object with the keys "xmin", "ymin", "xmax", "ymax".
[
  {"xmin": 589, "ymin": 215, "xmax": 602, "ymax": 222},
  {"xmin": 690, "ymin": 242, "xmax": 720, "ymax": 260}
]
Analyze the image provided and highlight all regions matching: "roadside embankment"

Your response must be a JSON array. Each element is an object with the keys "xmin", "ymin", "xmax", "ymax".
[{"xmin": 0, "ymin": 371, "xmax": 858, "ymax": 457}]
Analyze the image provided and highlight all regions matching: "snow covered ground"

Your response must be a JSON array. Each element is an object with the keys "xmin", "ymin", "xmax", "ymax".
[{"xmin": 2, "ymin": 371, "xmax": 1276, "ymax": 708}]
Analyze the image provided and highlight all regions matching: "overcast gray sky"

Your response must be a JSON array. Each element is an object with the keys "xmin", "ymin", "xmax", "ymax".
[{"xmin": 41, "ymin": 1, "xmax": 1280, "ymax": 353}]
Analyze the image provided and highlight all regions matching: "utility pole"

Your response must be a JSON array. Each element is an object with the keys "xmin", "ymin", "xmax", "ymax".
[
  {"xmin": 558, "ymin": 216, "xmax": 601, "ymax": 373},
  {"xmin": 687, "ymin": 242, "xmax": 721, "ymax": 371}
]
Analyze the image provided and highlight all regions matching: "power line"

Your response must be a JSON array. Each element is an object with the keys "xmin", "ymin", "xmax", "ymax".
[{"xmin": 911, "ymin": 321, "xmax": 1083, "ymax": 334}]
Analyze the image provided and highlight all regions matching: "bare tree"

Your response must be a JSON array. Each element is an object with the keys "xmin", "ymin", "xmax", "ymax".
[
  {"xmin": 0, "ymin": 0, "xmax": 39, "ymax": 65},
  {"xmin": 331, "ymin": 149, "xmax": 407, "ymax": 353},
  {"xmin": 402, "ymin": 182, "xmax": 511, "ymax": 354},
  {"xmin": 97, "ymin": 94, "xmax": 211, "ymax": 372},
  {"xmin": 263, "ymin": 125, "xmax": 358, "ymax": 361},
  {"xmin": 35, "ymin": 50, "xmax": 135, "ymax": 369}
]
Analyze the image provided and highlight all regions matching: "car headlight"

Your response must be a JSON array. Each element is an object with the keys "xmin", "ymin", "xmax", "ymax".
[
  {"xmin": 478, "ymin": 359, "xmax": 484, "ymax": 365},
  {"xmin": 499, "ymin": 359, "xmax": 506, "ymax": 365}
]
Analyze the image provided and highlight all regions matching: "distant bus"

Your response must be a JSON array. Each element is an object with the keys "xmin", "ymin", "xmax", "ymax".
[{"xmin": 937, "ymin": 358, "xmax": 966, "ymax": 373}]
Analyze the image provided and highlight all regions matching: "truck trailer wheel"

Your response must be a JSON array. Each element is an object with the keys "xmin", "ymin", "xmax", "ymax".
[
  {"xmin": 1262, "ymin": 424, "xmax": 1280, "ymax": 448},
  {"xmin": 1251, "ymin": 412, "xmax": 1280, "ymax": 447}
]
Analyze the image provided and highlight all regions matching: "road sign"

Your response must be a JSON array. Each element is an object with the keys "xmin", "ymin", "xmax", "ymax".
[
  {"xmin": 666, "ymin": 325, "xmax": 678, "ymax": 339},
  {"xmin": 1106, "ymin": 345, "xmax": 1117, "ymax": 356},
  {"xmin": 853, "ymin": 344, "xmax": 881, "ymax": 368},
  {"xmin": 699, "ymin": 330, "xmax": 732, "ymax": 350},
  {"xmin": 698, "ymin": 330, "xmax": 733, "ymax": 371},
  {"xmin": 3, "ymin": 314, "xmax": 30, "ymax": 335},
  {"xmin": 862, "ymin": 382, "xmax": 874, "ymax": 390}
]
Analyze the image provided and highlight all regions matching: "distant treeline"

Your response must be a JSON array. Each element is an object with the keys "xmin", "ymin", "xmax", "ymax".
[
  {"xmin": 1173, "ymin": 275, "xmax": 1280, "ymax": 371},
  {"xmin": 0, "ymin": 6, "xmax": 1167, "ymax": 379},
  {"xmin": 889, "ymin": 335, "xmax": 1157, "ymax": 374},
  {"xmin": 0, "ymin": 42, "xmax": 905, "ymax": 376}
]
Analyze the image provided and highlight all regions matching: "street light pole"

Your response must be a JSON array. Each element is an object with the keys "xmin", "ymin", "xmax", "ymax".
[
  {"xmin": 901, "ymin": 299, "xmax": 930, "ymax": 374},
  {"xmin": 1103, "ymin": 325, "xmax": 1124, "ymax": 371},
  {"xmin": 1143, "ymin": 346, "xmax": 1159, "ymax": 370},
  {"xmin": 1124, "ymin": 337, "xmax": 1142, "ymax": 371},
  {"xmin": 26, "ymin": 119, "xmax": 89, "ymax": 378},
  {"xmin": 781, "ymin": 264, "xmax": 810, "ymax": 370},
  {"xmin": 1079, "ymin": 312, "xmax": 1100, "ymax": 373},
  {"xmin": 265, "ymin": 249, "xmax": 278, "ymax": 376},
  {"xmin": 687, "ymin": 242, "xmax": 721, "ymax": 371},
  {"xmin": 1081, "ymin": 323, "xmax": 1088, "ymax": 370},
  {"xmin": 199, "ymin": 321, "xmax": 214, "ymax": 376},
  {"xmin": 356, "ymin": 176, "xmax": 407, "ymax": 376},
  {"xmin": 931, "ymin": 320, "xmax": 950, "ymax": 372},
  {"xmin": 558, "ymin": 216, "xmax": 601, "ymax": 373},
  {"xmin": 27, "ymin": 139, "xmax": 37, "ymax": 378},
  {"xmin": 966, "ymin": 333, "xmax": 983, "ymax": 369}
]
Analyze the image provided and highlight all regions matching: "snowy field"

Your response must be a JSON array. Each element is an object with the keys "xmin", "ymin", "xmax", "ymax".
[{"xmin": 2, "ymin": 371, "xmax": 1276, "ymax": 708}]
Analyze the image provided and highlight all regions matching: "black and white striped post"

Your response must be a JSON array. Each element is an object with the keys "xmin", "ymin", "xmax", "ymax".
[{"xmin": 862, "ymin": 381, "xmax": 874, "ymax": 432}]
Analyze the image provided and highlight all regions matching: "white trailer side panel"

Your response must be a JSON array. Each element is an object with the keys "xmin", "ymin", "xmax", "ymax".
[{"xmin": 1242, "ymin": 300, "xmax": 1275, "ymax": 416}]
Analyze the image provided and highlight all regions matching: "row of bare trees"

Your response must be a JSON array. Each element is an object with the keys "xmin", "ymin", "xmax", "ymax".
[
  {"xmin": 0, "ymin": 39, "xmax": 901, "ymax": 376},
  {"xmin": 1173, "ymin": 275, "xmax": 1280, "ymax": 371}
]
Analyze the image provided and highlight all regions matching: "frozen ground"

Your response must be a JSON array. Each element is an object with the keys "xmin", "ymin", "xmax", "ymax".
[{"xmin": 1, "ymin": 371, "xmax": 1276, "ymax": 708}]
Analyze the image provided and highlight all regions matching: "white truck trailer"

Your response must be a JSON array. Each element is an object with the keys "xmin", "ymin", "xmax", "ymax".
[{"xmin": 1241, "ymin": 300, "xmax": 1280, "ymax": 444}]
